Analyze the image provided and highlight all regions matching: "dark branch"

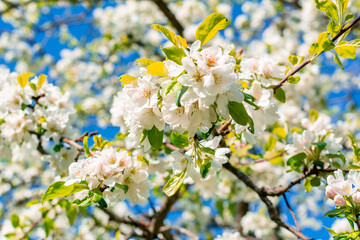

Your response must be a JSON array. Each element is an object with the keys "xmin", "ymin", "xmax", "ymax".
[{"xmin": 152, "ymin": 0, "xmax": 184, "ymax": 36}]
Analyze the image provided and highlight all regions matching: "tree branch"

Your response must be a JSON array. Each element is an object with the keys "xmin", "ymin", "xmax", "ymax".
[
  {"xmin": 149, "ymin": 186, "xmax": 188, "ymax": 238},
  {"xmin": 100, "ymin": 207, "xmax": 150, "ymax": 235},
  {"xmin": 223, "ymin": 162, "xmax": 313, "ymax": 240},
  {"xmin": 283, "ymin": 193, "xmax": 301, "ymax": 232},
  {"xmin": 152, "ymin": 0, "xmax": 184, "ymax": 36},
  {"xmin": 273, "ymin": 16, "xmax": 360, "ymax": 92}
]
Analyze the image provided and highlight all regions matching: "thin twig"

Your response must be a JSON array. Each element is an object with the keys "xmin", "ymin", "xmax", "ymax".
[
  {"xmin": 273, "ymin": 16, "xmax": 360, "ymax": 92},
  {"xmin": 283, "ymin": 193, "xmax": 301, "ymax": 232},
  {"xmin": 160, "ymin": 226, "xmax": 200, "ymax": 240},
  {"xmin": 217, "ymin": 118, "xmax": 233, "ymax": 136}
]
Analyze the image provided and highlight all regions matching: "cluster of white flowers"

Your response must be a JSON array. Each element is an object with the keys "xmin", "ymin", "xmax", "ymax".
[
  {"xmin": 111, "ymin": 40, "xmax": 249, "ymax": 149},
  {"xmin": 286, "ymin": 113, "xmax": 342, "ymax": 156},
  {"xmin": 0, "ymin": 68, "xmax": 76, "ymax": 171},
  {"xmin": 66, "ymin": 147, "xmax": 152, "ymax": 205},
  {"xmin": 326, "ymin": 169, "xmax": 360, "ymax": 207},
  {"xmin": 93, "ymin": 1, "xmax": 165, "ymax": 44}
]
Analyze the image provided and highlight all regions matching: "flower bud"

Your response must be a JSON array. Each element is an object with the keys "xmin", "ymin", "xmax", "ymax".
[
  {"xmin": 326, "ymin": 186, "xmax": 337, "ymax": 199},
  {"xmin": 334, "ymin": 194, "xmax": 346, "ymax": 206},
  {"xmin": 352, "ymin": 192, "xmax": 360, "ymax": 203}
]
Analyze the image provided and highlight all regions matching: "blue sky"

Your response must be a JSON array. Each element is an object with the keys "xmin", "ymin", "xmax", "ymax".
[{"xmin": 1, "ymin": 2, "xmax": 360, "ymax": 239}]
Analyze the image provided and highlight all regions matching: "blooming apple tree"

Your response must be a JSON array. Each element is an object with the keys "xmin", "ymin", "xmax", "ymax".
[{"xmin": 1, "ymin": 0, "xmax": 360, "ymax": 239}]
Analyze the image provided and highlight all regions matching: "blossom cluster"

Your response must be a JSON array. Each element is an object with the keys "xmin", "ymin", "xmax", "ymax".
[
  {"xmin": 326, "ymin": 169, "xmax": 360, "ymax": 206},
  {"xmin": 66, "ymin": 147, "xmax": 152, "ymax": 205},
  {"xmin": 111, "ymin": 40, "xmax": 285, "ymax": 151},
  {"xmin": 286, "ymin": 113, "xmax": 343, "ymax": 156},
  {"xmin": 0, "ymin": 68, "xmax": 76, "ymax": 168}
]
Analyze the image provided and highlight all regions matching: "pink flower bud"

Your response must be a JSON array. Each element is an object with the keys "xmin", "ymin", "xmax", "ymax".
[
  {"xmin": 326, "ymin": 186, "xmax": 337, "ymax": 200},
  {"xmin": 334, "ymin": 194, "xmax": 346, "ymax": 206},
  {"xmin": 353, "ymin": 192, "xmax": 360, "ymax": 203}
]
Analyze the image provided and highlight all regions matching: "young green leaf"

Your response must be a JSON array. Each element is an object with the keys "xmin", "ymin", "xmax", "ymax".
[
  {"xmin": 347, "ymin": 134, "xmax": 360, "ymax": 163},
  {"xmin": 152, "ymin": 24, "xmax": 177, "ymax": 45},
  {"xmin": 195, "ymin": 13, "xmax": 231, "ymax": 46},
  {"xmin": 163, "ymin": 168, "xmax": 186, "ymax": 196},
  {"xmin": 161, "ymin": 46, "xmax": 186, "ymax": 65},
  {"xmin": 170, "ymin": 132, "xmax": 189, "ymax": 149},
  {"xmin": 10, "ymin": 214, "xmax": 20, "ymax": 228},
  {"xmin": 274, "ymin": 87, "xmax": 286, "ymax": 103},
  {"xmin": 176, "ymin": 86, "xmax": 188, "ymax": 107},
  {"xmin": 228, "ymin": 101, "xmax": 251, "ymax": 126},
  {"xmin": 83, "ymin": 136, "xmax": 91, "ymax": 157},
  {"xmin": 148, "ymin": 125, "xmax": 164, "ymax": 149},
  {"xmin": 42, "ymin": 181, "xmax": 88, "ymax": 204},
  {"xmin": 114, "ymin": 183, "xmax": 129, "ymax": 193}
]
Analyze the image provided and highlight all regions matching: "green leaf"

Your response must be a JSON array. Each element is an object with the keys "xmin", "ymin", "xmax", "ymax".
[
  {"xmin": 65, "ymin": 203, "xmax": 78, "ymax": 225},
  {"xmin": 163, "ymin": 168, "xmax": 187, "ymax": 196},
  {"xmin": 164, "ymin": 80, "xmax": 182, "ymax": 97},
  {"xmin": 265, "ymin": 135, "xmax": 276, "ymax": 151},
  {"xmin": 73, "ymin": 196, "xmax": 93, "ymax": 207},
  {"xmin": 327, "ymin": 20, "xmax": 340, "ymax": 37},
  {"xmin": 348, "ymin": 134, "xmax": 360, "ymax": 163},
  {"xmin": 309, "ymin": 32, "xmax": 335, "ymax": 55},
  {"xmin": 201, "ymin": 146, "xmax": 216, "ymax": 155},
  {"xmin": 309, "ymin": 43, "xmax": 321, "ymax": 55},
  {"xmin": 195, "ymin": 13, "xmax": 231, "ymax": 46},
  {"xmin": 335, "ymin": 45, "xmax": 356, "ymax": 59},
  {"xmin": 314, "ymin": 0, "xmax": 328, "ymax": 12},
  {"xmin": 310, "ymin": 176, "xmax": 321, "ymax": 187},
  {"xmin": 162, "ymin": 46, "xmax": 186, "ymax": 65},
  {"xmin": 287, "ymin": 76, "xmax": 300, "ymax": 84},
  {"xmin": 136, "ymin": 155, "xmax": 150, "ymax": 166},
  {"xmin": 309, "ymin": 109, "xmax": 319, "ymax": 123},
  {"xmin": 10, "ymin": 214, "xmax": 20, "ymax": 228},
  {"xmin": 42, "ymin": 181, "xmax": 88, "ymax": 204},
  {"xmin": 152, "ymin": 24, "xmax": 177, "ymax": 45},
  {"xmin": 345, "ymin": 13, "xmax": 355, "ymax": 22},
  {"xmin": 170, "ymin": 132, "xmax": 189, "ymax": 149},
  {"xmin": 176, "ymin": 86, "xmax": 188, "ymax": 107},
  {"xmin": 287, "ymin": 152, "xmax": 306, "ymax": 172},
  {"xmin": 312, "ymin": 142, "xmax": 327, "ymax": 151},
  {"xmin": 304, "ymin": 178, "xmax": 313, "ymax": 192},
  {"xmin": 43, "ymin": 217, "xmax": 54, "ymax": 237},
  {"xmin": 200, "ymin": 161, "xmax": 212, "ymax": 178},
  {"xmin": 4, "ymin": 233, "xmax": 16, "ymax": 238},
  {"xmin": 333, "ymin": 52, "xmax": 344, "ymax": 70},
  {"xmin": 114, "ymin": 183, "xmax": 129, "ymax": 193},
  {"xmin": 228, "ymin": 101, "xmax": 251, "ymax": 126},
  {"xmin": 274, "ymin": 87, "xmax": 286, "ymax": 103},
  {"xmin": 272, "ymin": 127, "xmax": 287, "ymax": 139},
  {"xmin": 98, "ymin": 198, "xmax": 108, "ymax": 208},
  {"xmin": 325, "ymin": 226, "xmax": 337, "ymax": 235},
  {"xmin": 148, "ymin": 125, "xmax": 164, "ymax": 149},
  {"xmin": 29, "ymin": 82, "xmax": 37, "ymax": 91},
  {"xmin": 324, "ymin": 1, "xmax": 339, "ymax": 22},
  {"xmin": 348, "ymin": 164, "xmax": 360, "ymax": 170},
  {"xmin": 323, "ymin": 207, "xmax": 346, "ymax": 217},
  {"xmin": 140, "ymin": 130, "xmax": 148, "ymax": 144},
  {"xmin": 288, "ymin": 54, "xmax": 299, "ymax": 65},
  {"xmin": 83, "ymin": 136, "xmax": 91, "ymax": 157}
]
